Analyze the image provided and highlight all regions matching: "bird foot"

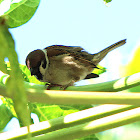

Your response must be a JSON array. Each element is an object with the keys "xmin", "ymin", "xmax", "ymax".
[{"xmin": 46, "ymin": 83, "xmax": 68, "ymax": 90}]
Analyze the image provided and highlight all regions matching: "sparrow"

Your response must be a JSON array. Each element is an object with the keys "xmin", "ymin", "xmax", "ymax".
[{"xmin": 26, "ymin": 39, "xmax": 126, "ymax": 89}]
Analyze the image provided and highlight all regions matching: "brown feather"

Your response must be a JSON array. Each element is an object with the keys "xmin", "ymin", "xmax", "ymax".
[
  {"xmin": 26, "ymin": 49, "xmax": 45, "ymax": 68},
  {"xmin": 44, "ymin": 39, "xmax": 126, "ymax": 69},
  {"xmin": 45, "ymin": 45, "xmax": 97, "ymax": 68},
  {"xmin": 92, "ymin": 39, "xmax": 126, "ymax": 65}
]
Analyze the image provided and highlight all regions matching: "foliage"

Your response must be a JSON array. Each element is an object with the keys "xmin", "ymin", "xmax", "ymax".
[
  {"xmin": 5, "ymin": 62, "xmax": 46, "ymax": 85},
  {"xmin": 122, "ymin": 46, "xmax": 140, "ymax": 92},
  {"xmin": 0, "ymin": 0, "xmax": 40, "ymax": 137},
  {"xmin": 2, "ymin": 0, "xmax": 140, "ymax": 140},
  {"xmin": 0, "ymin": 103, "xmax": 13, "ymax": 131},
  {"xmin": 0, "ymin": 18, "xmax": 31, "ymax": 129},
  {"xmin": 0, "ymin": 0, "xmax": 40, "ymax": 27},
  {"xmin": 104, "ymin": 0, "xmax": 112, "ymax": 4},
  {"xmin": 92, "ymin": 65, "xmax": 106, "ymax": 75},
  {"xmin": 0, "ymin": 0, "xmax": 106, "ymax": 136},
  {"xmin": 0, "ymin": 62, "xmax": 98, "ymax": 139},
  {"xmin": 1, "ymin": 62, "xmax": 106, "ymax": 125}
]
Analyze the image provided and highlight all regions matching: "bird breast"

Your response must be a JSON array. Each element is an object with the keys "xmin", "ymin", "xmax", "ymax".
[{"xmin": 43, "ymin": 54, "xmax": 93, "ymax": 85}]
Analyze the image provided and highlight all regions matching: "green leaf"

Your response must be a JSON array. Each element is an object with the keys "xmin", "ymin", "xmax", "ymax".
[
  {"xmin": 0, "ymin": 17, "xmax": 30, "ymax": 127},
  {"xmin": 122, "ymin": 46, "xmax": 140, "ymax": 92},
  {"xmin": 104, "ymin": 0, "xmax": 112, "ymax": 4},
  {"xmin": 92, "ymin": 65, "xmax": 106, "ymax": 75},
  {"xmin": 0, "ymin": 0, "xmax": 40, "ymax": 28},
  {"xmin": 19, "ymin": 64, "xmax": 46, "ymax": 85},
  {"xmin": 0, "ymin": 104, "xmax": 13, "ymax": 131},
  {"xmin": 5, "ymin": 62, "xmax": 46, "ymax": 85},
  {"xmin": 29, "ymin": 103, "xmax": 79, "ymax": 122},
  {"xmin": 77, "ymin": 134, "xmax": 99, "ymax": 140}
]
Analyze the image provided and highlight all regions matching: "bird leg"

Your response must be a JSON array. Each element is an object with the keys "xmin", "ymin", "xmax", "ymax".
[
  {"xmin": 46, "ymin": 83, "xmax": 68, "ymax": 90},
  {"xmin": 46, "ymin": 81, "xmax": 75, "ymax": 90},
  {"xmin": 46, "ymin": 83, "xmax": 61, "ymax": 90}
]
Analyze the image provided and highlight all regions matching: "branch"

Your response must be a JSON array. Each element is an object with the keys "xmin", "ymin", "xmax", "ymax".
[
  {"xmin": 1, "ymin": 105, "xmax": 140, "ymax": 140},
  {"xmin": 23, "ymin": 72, "xmax": 140, "ymax": 92},
  {"xmin": 31, "ymin": 107, "xmax": 140, "ymax": 140},
  {"xmin": 1, "ymin": 73, "xmax": 140, "ymax": 105},
  {"xmin": 1, "ymin": 72, "xmax": 140, "ymax": 139},
  {"xmin": 0, "ymin": 104, "xmax": 138, "ymax": 140}
]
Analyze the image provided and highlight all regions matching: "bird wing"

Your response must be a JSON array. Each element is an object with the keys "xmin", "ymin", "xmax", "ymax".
[
  {"xmin": 45, "ymin": 45, "xmax": 97, "ymax": 68},
  {"xmin": 45, "ymin": 45, "xmax": 83, "ymax": 57}
]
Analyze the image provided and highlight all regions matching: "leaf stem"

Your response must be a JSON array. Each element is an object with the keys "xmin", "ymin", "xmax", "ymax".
[
  {"xmin": 0, "ymin": 104, "xmax": 138, "ymax": 140},
  {"xmin": 31, "ymin": 107, "xmax": 140, "ymax": 140}
]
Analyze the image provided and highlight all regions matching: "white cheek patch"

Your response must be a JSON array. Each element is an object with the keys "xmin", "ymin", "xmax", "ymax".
[
  {"xmin": 39, "ymin": 49, "xmax": 49, "ymax": 80},
  {"xmin": 42, "ymin": 49, "xmax": 49, "ymax": 69}
]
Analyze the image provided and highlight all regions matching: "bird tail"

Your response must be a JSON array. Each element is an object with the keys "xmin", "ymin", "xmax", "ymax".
[{"xmin": 92, "ymin": 39, "xmax": 126, "ymax": 65}]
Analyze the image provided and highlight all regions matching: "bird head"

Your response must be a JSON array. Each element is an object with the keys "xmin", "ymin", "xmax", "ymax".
[{"xmin": 25, "ymin": 49, "xmax": 48, "ymax": 81}]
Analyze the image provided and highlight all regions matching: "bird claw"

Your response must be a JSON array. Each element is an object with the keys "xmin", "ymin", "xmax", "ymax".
[{"xmin": 46, "ymin": 83, "xmax": 68, "ymax": 90}]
